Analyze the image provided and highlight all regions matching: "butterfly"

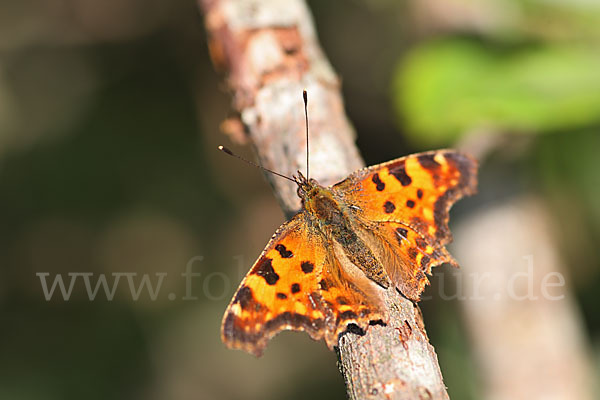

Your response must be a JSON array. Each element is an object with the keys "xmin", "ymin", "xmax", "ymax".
[{"xmin": 221, "ymin": 146, "xmax": 477, "ymax": 356}]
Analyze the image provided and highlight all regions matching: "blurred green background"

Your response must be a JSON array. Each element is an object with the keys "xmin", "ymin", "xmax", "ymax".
[{"xmin": 1, "ymin": 0, "xmax": 599, "ymax": 399}]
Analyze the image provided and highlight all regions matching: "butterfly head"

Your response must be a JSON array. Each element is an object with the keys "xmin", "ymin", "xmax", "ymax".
[
  {"xmin": 294, "ymin": 171, "xmax": 320, "ymax": 201},
  {"xmin": 294, "ymin": 170, "xmax": 341, "ymax": 223}
]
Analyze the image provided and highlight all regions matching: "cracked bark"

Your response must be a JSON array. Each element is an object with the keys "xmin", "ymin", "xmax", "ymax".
[{"xmin": 199, "ymin": 1, "xmax": 449, "ymax": 398}]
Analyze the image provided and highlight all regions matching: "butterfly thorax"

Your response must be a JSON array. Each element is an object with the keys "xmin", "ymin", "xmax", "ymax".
[
  {"xmin": 295, "ymin": 171, "xmax": 390, "ymax": 288},
  {"xmin": 295, "ymin": 172, "xmax": 344, "ymax": 226}
]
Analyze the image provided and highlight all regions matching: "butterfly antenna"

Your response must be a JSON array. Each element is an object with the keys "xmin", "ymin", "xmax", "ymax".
[
  {"xmin": 303, "ymin": 90, "xmax": 309, "ymax": 179},
  {"xmin": 218, "ymin": 146, "xmax": 296, "ymax": 183}
]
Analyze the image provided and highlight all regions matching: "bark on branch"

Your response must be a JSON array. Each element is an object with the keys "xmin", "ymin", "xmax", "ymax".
[{"xmin": 199, "ymin": 1, "xmax": 449, "ymax": 398}]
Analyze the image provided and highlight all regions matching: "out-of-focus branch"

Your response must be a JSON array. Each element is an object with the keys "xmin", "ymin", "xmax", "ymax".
[
  {"xmin": 198, "ymin": 0, "xmax": 449, "ymax": 398},
  {"xmin": 200, "ymin": 0, "xmax": 363, "ymax": 216},
  {"xmin": 453, "ymin": 196, "xmax": 594, "ymax": 400}
]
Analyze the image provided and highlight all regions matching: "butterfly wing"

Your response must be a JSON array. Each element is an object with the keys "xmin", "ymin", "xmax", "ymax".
[
  {"xmin": 333, "ymin": 150, "xmax": 477, "ymax": 300},
  {"xmin": 222, "ymin": 213, "xmax": 385, "ymax": 356}
]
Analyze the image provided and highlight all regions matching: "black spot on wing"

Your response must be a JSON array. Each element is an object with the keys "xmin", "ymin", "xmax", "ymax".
[
  {"xmin": 406, "ymin": 200, "xmax": 415, "ymax": 208},
  {"xmin": 276, "ymin": 292, "xmax": 287, "ymax": 299},
  {"xmin": 418, "ymin": 154, "xmax": 441, "ymax": 169},
  {"xmin": 417, "ymin": 189, "xmax": 423, "ymax": 199},
  {"xmin": 319, "ymin": 279, "xmax": 331, "ymax": 291},
  {"xmin": 301, "ymin": 261, "xmax": 314, "ymax": 273},
  {"xmin": 291, "ymin": 283, "xmax": 301, "ymax": 293},
  {"xmin": 234, "ymin": 285, "xmax": 262, "ymax": 312},
  {"xmin": 384, "ymin": 201, "xmax": 396, "ymax": 214},
  {"xmin": 234, "ymin": 285, "xmax": 253, "ymax": 309},
  {"xmin": 389, "ymin": 163, "xmax": 412, "ymax": 186},
  {"xmin": 371, "ymin": 173, "xmax": 385, "ymax": 191},
  {"xmin": 275, "ymin": 244, "xmax": 293, "ymax": 258},
  {"xmin": 253, "ymin": 257, "xmax": 279, "ymax": 285},
  {"xmin": 343, "ymin": 323, "xmax": 365, "ymax": 337},
  {"xmin": 336, "ymin": 310, "xmax": 358, "ymax": 325}
]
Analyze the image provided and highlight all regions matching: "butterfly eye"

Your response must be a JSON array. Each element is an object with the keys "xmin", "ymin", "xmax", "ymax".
[{"xmin": 297, "ymin": 186, "xmax": 305, "ymax": 198}]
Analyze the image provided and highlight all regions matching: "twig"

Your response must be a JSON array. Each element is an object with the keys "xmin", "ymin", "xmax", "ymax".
[{"xmin": 199, "ymin": 1, "xmax": 449, "ymax": 398}]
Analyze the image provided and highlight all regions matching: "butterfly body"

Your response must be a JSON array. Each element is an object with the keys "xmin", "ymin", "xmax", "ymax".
[
  {"xmin": 297, "ymin": 172, "xmax": 391, "ymax": 289},
  {"xmin": 222, "ymin": 150, "xmax": 477, "ymax": 356}
]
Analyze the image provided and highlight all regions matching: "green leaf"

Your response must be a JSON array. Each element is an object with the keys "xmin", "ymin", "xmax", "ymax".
[{"xmin": 392, "ymin": 39, "xmax": 600, "ymax": 146}]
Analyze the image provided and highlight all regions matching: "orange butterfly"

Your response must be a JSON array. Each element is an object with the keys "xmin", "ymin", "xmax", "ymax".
[{"xmin": 221, "ymin": 100, "xmax": 477, "ymax": 357}]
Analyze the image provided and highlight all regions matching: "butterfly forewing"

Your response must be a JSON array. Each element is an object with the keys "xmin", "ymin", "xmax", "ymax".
[
  {"xmin": 222, "ymin": 215, "xmax": 326, "ymax": 356},
  {"xmin": 221, "ymin": 213, "xmax": 386, "ymax": 355},
  {"xmin": 333, "ymin": 150, "xmax": 477, "ymax": 300}
]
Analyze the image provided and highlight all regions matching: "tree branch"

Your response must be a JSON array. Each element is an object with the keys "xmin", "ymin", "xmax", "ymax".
[{"xmin": 199, "ymin": 1, "xmax": 449, "ymax": 398}]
